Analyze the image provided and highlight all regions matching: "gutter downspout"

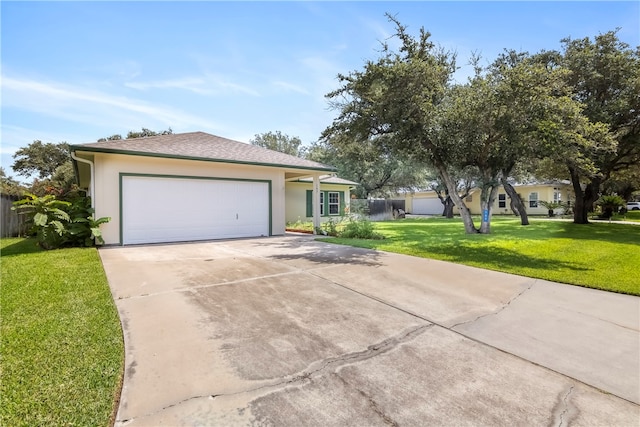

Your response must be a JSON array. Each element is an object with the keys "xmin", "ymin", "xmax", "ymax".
[{"xmin": 70, "ymin": 151, "xmax": 95, "ymax": 214}]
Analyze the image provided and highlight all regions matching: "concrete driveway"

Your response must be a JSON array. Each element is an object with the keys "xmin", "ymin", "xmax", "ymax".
[{"xmin": 99, "ymin": 236, "xmax": 640, "ymax": 426}]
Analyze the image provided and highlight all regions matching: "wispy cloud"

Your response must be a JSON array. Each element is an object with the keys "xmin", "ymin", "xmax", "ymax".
[
  {"xmin": 125, "ymin": 73, "xmax": 260, "ymax": 97},
  {"xmin": 271, "ymin": 80, "xmax": 310, "ymax": 95},
  {"xmin": 1, "ymin": 75, "xmax": 220, "ymax": 131}
]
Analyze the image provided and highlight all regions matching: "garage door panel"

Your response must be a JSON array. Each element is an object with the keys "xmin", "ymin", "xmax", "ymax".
[
  {"xmin": 413, "ymin": 198, "xmax": 443, "ymax": 215},
  {"xmin": 122, "ymin": 176, "xmax": 269, "ymax": 245}
]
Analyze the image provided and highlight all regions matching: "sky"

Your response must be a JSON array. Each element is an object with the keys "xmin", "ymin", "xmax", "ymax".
[{"xmin": 2, "ymin": 1, "xmax": 639, "ymax": 180}]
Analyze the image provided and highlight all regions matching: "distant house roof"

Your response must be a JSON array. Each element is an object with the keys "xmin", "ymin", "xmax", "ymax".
[
  {"xmin": 70, "ymin": 131, "xmax": 335, "ymax": 172},
  {"xmin": 296, "ymin": 175, "xmax": 359, "ymax": 186}
]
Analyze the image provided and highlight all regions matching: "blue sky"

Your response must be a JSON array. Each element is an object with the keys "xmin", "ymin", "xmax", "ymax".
[{"xmin": 2, "ymin": 1, "xmax": 639, "ymax": 179}]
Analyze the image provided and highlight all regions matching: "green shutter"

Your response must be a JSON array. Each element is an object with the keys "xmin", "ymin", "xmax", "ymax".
[
  {"xmin": 306, "ymin": 190, "xmax": 313, "ymax": 217},
  {"xmin": 322, "ymin": 191, "xmax": 327, "ymax": 217},
  {"xmin": 340, "ymin": 192, "xmax": 345, "ymax": 216}
]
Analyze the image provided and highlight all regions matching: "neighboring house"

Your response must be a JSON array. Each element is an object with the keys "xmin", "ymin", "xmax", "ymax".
[
  {"xmin": 404, "ymin": 181, "xmax": 575, "ymax": 215},
  {"xmin": 70, "ymin": 131, "xmax": 338, "ymax": 245},
  {"xmin": 285, "ymin": 176, "xmax": 358, "ymax": 224}
]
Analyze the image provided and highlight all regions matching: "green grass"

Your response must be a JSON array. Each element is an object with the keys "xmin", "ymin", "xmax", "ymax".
[
  {"xmin": 1, "ymin": 238, "xmax": 124, "ymax": 426},
  {"xmin": 615, "ymin": 210, "xmax": 640, "ymax": 223},
  {"xmin": 320, "ymin": 217, "xmax": 640, "ymax": 295}
]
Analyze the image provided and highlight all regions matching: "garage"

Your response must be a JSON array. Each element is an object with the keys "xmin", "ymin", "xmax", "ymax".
[
  {"xmin": 70, "ymin": 131, "xmax": 337, "ymax": 245},
  {"xmin": 122, "ymin": 175, "xmax": 270, "ymax": 245},
  {"xmin": 412, "ymin": 197, "xmax": 443, "ymax": 215}
]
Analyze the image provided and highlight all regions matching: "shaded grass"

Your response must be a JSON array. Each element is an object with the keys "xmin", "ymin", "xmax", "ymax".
[
  {"xmin": 1, "ymin": 238, "xmax": 124, "ymax": 426},
  {"xmin": 320, "ymin": 217, "xmax": 640, "ymax": 295}
]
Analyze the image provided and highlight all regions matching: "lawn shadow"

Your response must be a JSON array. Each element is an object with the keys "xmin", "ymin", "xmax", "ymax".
[
  {"xmin": 0, "ymin": 238, "xmax": 42, "ymax": 257},
  {"xmin": 545, "ymin": 221, "xmax": 640, "ymax": 245},
  {"xmin": 426, "ymin": 243, "xmax": 591, "ymax": 273}
]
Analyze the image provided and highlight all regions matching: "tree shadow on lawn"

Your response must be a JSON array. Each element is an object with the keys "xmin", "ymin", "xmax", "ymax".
[
  {"xmin": 424, "ymin": 242, "xmax": 591, "ymax": 274},
  {"xmin": 546, "ymin": 221, "xmax": 640, "ymax": 245},
  {"xmin": 0, "ymin": 238, "xmax": 42, "ymax": 257},
  {"xmin": 382, "ymin": 218, "xmax": 640, "ymax": 246}
]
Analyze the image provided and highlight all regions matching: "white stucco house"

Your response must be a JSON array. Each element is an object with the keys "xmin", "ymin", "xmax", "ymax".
[{"xmin": 70, "ymin": 131, "xmax": 355, "ymax": 245}]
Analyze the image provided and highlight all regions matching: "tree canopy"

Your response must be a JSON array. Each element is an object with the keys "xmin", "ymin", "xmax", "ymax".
[
  {"xmin": 322, "ymin": 15, "xmax": 638, "ymax": 232},
  {"xmin": 250, "ymin": 131, "xmax": 303, "ymax": 157}
]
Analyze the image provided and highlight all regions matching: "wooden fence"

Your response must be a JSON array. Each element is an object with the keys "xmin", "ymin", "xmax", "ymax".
[
  {"xmin": 1, "ymin": 194, "xmax": 28, "ymax": 238},
  {"xmin": 351, "ymin": 199, "xmax": 406, "ymax": 221}
]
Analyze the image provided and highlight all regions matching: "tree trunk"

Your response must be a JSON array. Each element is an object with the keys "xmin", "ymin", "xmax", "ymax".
[
  {"xmin": 569, "ymin": 166, "xmax": 601, "ymax": 224},
  {"xmin": 479, "ymin": 184, "xmax": 499, "ymax": 234},
  {"xmin": 437, "ymin": 165, "xmax": 478, "ymax": 233},
  {"xmin": 442, "ymin": 195, "xmax": 455, "ymax": 218},
  {"xmin": 502, "ymin": 179, "xmax": 529, "ymax": 225}
]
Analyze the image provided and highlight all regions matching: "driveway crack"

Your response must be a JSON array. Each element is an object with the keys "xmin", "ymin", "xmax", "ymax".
[
  {"xmin": 549, "ymin": 385, "xmax": 577, "ymax": 427},
  {"xmin": 449, "ymin": 280, "xmax": 536, "ymax": 329},
  {"xmin": 335, "ymin": 373, "xmax": 399, "ymax": 426},
  {"xmin": 116, "ymin": 323, "xmax": 431, "ymax": 426}
]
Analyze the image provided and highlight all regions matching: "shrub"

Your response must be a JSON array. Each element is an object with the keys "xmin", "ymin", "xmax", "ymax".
[
  {"xmin": 12, "ymin": 193, "xmax": 71, "ymax": 249},
  {"xmin": 339, "ymin": 218, "xmax": 384, "ymax": 240},
  {"xmin": 65, "ymin": 197, "xmax": 110, "ymax": 247},
  {"xmin": 12, "ymin": 193, "xmax": 110, "ymax": 249},
  {"xmin": 597, "ymin": 195, "xmax": 625, "ymax": 219}
]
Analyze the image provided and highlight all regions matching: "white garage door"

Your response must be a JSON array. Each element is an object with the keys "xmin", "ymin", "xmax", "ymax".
[
  {"xmin": 412, "ymin": 198, "xmax": 443, "ymax": 215},
  {"xmin": 122, "ymin": 176, "xmax": 270, "ymax": 245}
]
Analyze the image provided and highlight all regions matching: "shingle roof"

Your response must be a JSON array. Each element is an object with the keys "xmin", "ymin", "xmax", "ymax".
[
  {"xmin": 70, "ymin": 131, "xmax": 335, "ymax": 172},
  {"xmin": 298, "ymin": 175, "xmax": 359, "ymax": 186}
]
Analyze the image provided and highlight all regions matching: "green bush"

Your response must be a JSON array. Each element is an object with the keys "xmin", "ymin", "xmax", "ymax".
[
  {"xmin": 597, "ymin": 195, "xmax": 625, "ymax": 219},
  {"xmin": 12, "ymin": 193, "xmax": 110, "ymax": 249},
  {"xmin": 339, "ymin": 218, "xmax": 384, "ymax": 240}
]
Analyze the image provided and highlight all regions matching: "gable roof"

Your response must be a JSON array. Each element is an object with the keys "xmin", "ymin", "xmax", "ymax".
[
  {"xmin": 297, "ymin": 175, "xmax": 359, "ymax": 186},
  {"xmin": 70, "ymin": 131, "xmax": 335, "ymax": 172}
]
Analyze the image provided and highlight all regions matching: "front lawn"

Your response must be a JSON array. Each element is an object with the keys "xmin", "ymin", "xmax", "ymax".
[
  {"xmin": 0, "ymin": 238, "xmax": 124, "ymax": 426},
  {"xmin": 321, "ymin": 217, "xmax": 640, "ymax": 295}
]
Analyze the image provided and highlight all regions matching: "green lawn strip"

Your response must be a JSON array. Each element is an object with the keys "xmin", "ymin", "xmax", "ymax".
[
  {"xmin": 320, "ymin": 217, "xmax": 640, "ymax": 296},
  {"xmin": 1, "ymin": 238, "xmax": 124, "ymax": 427}
]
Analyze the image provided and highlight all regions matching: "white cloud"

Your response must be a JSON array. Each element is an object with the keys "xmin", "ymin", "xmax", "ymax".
[
  {"xmin": 1, "ymin": 75, "xmax": 221, "ymax": 131},
  {"xmin": 271, "ymin": 81, "xmax": 310, "ymax": 95},
  {"xmin": 125, "ymin": 73, "xmax": 261, "ymax": 97}
]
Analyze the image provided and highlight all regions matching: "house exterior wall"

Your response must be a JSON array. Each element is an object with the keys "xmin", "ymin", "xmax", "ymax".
[
  {"xmin": 89, "ymin": 152, "xmax": 286, "ymax": 245},
  {"xmin": 285, "ymin": 181, "xmax": 351, "ymax": 223},
  {"xmin": 403, "ymin": 183, "xmax": 574, "ymax": 216}
]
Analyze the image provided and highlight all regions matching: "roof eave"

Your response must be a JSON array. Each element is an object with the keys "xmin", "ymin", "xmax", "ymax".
[{"xmin": 69, "ymin": 145, "xmax": 336, "ymax": 173}]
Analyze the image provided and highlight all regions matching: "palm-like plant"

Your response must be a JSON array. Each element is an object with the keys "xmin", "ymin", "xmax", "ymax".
[
  {"xmin": 597, "ymin": 195, "xmax": 625, "ymax": 219},
  {"xmin": 12, "ymin": 193, "xmax": 71, "ymax": 249},
  {"xmin": 538, "ymin": 200, "xmax": 564, "ymax": 217}
]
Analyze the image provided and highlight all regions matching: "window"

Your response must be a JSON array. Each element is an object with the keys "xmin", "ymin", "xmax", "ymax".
[
  {"xmin": 328, "ymin": 192, "xmax": 340, "ymax": 215},
  {"xmin": 553, "ymin": 189, "xmax": 562, "ymax": 203},
  {"xmin": 306, "ymin": 190, "xmax": 344, "ymax": 217},
  {"xmin": 498, "ymin": 194, "xmax": 506, "ymax": 208},
  {"xmin": 529, "ymin": 192, "xmax": 538, "ymax": 208}
]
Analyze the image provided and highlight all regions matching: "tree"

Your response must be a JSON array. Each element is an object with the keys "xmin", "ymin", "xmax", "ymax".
[
  {"xmin": 97, "ymin": 127, "xmax": 173, "ymax": 141},
  {"xmin": 322, "ymin": 15, "xmax": 474, "ymax": 228},
  {"xmin": 322, "ymin": 15, "xmax": 580, "ymax": 234},
  {"xmin": 555, "ymin": 31, "xmax": 640, "ymax": 223},
  {"xmin": 12, "ymin": 140, "xmax": 70, "ymax": 180},
  {"xmin": 250, "ymin": 131, "xmax": 303, "ymax": 157},
  {"xmin": 307, "ymin": 133, "xmax": 429, "ymax": 198},
  {"xmin": 0, "ymin": 167, "xmax": 25, "ymax": 196},
  {"xmin": 425, "ymin": 169, "xmax": 474, "ymax": 218}
]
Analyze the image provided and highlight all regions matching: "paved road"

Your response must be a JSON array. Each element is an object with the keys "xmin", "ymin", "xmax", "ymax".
[{"xmin": 99, "ymin": 236, "xmax": 640, "ymax": 426}]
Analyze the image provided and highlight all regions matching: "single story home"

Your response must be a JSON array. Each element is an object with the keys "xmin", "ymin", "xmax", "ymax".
[
  {"xmin": 403, "ymin": 181, "xmax": 575, "ymax": 216},
  {"xmin": 70, "ymin": 131, "xmax": 355, "ymax": 245},
  {"xmin": 285, "ymin": 175, "xmax": 358, "ymax": 224}
]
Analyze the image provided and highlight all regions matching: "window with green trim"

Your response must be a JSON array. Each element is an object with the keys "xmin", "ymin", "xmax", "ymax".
[
  {"xmin": 328, "ymin": 192, "xmax": 340, "ymax": 215},
  {"xmin": 306, "ymin": 190, "xmax": 345, "ymax": 217}
]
